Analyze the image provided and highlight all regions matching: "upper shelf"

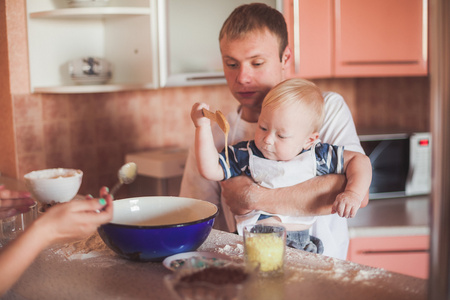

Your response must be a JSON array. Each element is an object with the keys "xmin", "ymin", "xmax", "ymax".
[
  {"xmin": 29, "ymin": 7, "xmax": 151, "ymax": 19},
  {"xmin": 33, "ymin": 82, "xmax": 157, "ymax": 94}
]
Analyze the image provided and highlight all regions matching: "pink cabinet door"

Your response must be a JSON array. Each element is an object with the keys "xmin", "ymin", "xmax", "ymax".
[
  {"xmin": 347, "ymin": 235, "xmax": 429, "ymax": 279},
  {"xmin": 334, "ymin": 0, "xmax": 427, "ymax": 76},
  {"xmin": 284, "ymin": 0, "xmax": 427, "ymax": 78},
  {"xmin": 284, "ymin": 0, "xmax": 333, "ymax": 78}
]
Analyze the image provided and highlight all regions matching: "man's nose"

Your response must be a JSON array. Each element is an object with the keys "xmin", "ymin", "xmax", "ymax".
[{"xmin": 236, "ymin": 65, "xmax": 252, "ymax": 84}]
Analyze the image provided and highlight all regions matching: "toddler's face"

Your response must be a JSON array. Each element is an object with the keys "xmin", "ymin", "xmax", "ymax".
[{"xmin": 255, "ymin": 103, "xmax": 318, "ymax": 161}]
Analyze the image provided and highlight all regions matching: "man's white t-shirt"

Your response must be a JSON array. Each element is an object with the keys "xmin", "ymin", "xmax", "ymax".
[{"xmin": 179, "ymin": 92, "xmax": 364, "ymax": 260}]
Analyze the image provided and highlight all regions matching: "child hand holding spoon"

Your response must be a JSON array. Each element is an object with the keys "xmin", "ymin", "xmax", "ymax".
[{"xmin": 191, "ymin": 103, "xmax": 230, "ymax": 180}]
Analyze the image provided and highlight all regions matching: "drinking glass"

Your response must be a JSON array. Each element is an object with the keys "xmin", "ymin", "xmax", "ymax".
[
  {"xmin": 1, "ymin": 201, "xmax": 37, "ymax": 244},
  {"xmin": 243, "ymin": 224, "xmax": 286, "ymax": 277}
]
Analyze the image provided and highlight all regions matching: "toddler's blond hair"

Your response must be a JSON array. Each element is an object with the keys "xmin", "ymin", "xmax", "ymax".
[{"xmin": 262, "ymin": 78, "xmax": 325, "ymax": 132}]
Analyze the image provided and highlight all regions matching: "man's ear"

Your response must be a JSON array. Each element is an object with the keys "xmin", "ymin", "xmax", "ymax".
[
  {"xmin": 281, "ymin": 46, "xmax": 292, "ymax": 68},
  {"xmin": 304, "ymin": 132, "xmax": 320, "ymax": 149}
]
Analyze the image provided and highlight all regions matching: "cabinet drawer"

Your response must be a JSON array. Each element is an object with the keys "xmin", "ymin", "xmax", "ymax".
[{"xmin": 348, "ymin": 235, "xmax": 429, "ymax": 279}]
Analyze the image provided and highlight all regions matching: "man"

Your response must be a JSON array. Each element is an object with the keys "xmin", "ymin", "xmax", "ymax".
[{"xmin": 180, "ymin": 3, "xmax": 368, "ymax": 260}]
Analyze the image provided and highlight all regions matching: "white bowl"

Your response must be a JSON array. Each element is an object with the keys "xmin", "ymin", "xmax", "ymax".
[{"xmin": 24, "ymin": 168, "xmax": 83, "ymax": 205}]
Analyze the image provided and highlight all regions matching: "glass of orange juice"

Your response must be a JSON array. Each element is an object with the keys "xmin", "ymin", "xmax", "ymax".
[{"xmin": 243, "ymin": 224, "xmax": 286, "ymax": 277}]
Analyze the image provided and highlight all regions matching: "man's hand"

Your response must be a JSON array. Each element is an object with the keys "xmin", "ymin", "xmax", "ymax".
[{"xmin": 220, "ymin": 175, "xmax": 258, "ymax": 215}]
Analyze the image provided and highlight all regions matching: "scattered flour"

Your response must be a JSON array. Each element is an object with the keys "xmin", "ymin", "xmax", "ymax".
[
  {"xmin": 216, "ymin": 243, "xmax": 244, "ymax": 257},
  {"xmin": 204, "ymin": 230, "xmax": 394, "ymax": 286},
  {"xmin": 281, "ymin": 246, "xmax": 396, "ymax": 287},
  {"xmin": 50, "ymin": 233, "xmax": 122, "ymax": 267}
]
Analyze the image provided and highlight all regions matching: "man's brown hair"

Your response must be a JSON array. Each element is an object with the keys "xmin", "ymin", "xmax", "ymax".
[{"xmin": 219, "ymin": 3, "xmax": 288, "ymax": 61}]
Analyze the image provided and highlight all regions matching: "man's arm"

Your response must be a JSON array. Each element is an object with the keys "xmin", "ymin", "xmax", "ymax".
[{"xmin": 221, "ymin": 173, "xmax": 368, "ymax": 216}]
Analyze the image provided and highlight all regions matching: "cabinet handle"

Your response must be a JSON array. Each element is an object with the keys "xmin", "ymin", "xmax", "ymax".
[
  {"xmin": 186, "ymin": 75, "xmax": 225, "ymax": 81},
  {"xmin": 360, "ymin": 249, "xmax": 429, "ymax": 255},
  {"xmin": 293, "ymin": 0, "xmax": 300, "ymax": 74},
  {"xmin": 421, "ymin": 0, "xmax": 428, "ymax": 63},
  {"xmin": 342, "ymin": 61, "xmax": 421, "ymax": 66}
]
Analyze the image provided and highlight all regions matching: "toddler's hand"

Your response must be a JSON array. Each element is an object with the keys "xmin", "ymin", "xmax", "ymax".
[
  {"xmin": 332, "ymin": 190, "xmax": 362, "ymax": 218},
  {"xmin": 191, "ymin": 102, "xmax": 211, "ymax": 128}
]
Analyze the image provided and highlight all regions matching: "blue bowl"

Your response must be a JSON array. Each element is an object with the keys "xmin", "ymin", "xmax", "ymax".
[{"xmin": 98, "ymin": 196, "xmax": 218, "ymax": 262}]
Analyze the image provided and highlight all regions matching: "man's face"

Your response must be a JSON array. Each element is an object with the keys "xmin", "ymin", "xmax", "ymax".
[{"xmin": 220, "ymin": 29, "xmax": 290, "ymax": 122}]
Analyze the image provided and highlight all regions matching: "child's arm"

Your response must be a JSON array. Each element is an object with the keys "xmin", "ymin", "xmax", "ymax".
[
  {"xmin": 191, "ymin": 102, "xmax": 225, "ymax": 181},
  {"xmin": 332, "ymin": 150, "xmax": 372, "ymax": 218}
]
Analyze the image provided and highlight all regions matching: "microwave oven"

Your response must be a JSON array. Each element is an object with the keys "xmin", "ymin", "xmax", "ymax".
[{"xmin": 358, "ymin": 132, "xmax": 432, "ymax": 199}]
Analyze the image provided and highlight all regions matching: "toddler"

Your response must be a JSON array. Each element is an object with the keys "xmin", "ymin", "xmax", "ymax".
[{"xmin": 191, "ymin": 78, "xmax": 372, "ymax": 253}]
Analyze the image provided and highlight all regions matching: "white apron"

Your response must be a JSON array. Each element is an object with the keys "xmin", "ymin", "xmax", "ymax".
[{"xmin": 234, "ymin": 144, "xmax": 318, "ymax": 235}]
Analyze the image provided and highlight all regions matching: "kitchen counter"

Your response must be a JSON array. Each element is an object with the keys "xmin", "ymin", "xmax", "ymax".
[
  {"xmin": 0, "ymin": 176, "xmax": 428, "ymax": 299},
  {"xmin": 346, "ymin": 196, "xmax": 430, "ymax": 279},
  {"xmin": 347, "ymin": 196, "xmax": 430, "ymax": 238},
  {"xmin": 3, "ymin": 229, "xmax": 426, "ymax": 300}
]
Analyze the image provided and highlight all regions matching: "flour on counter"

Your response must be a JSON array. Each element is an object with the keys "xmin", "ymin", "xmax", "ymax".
[
  {"xmin": 216, "ymin": 243, "xmax": 244, "ymax": 257},
  {"xmin": 199, "ymin": 230, "xmax": 245, "ymax": 262},
  {"xmin": 51, "ymin": 233, "xmax": 118, "ymax": 265},
  {"xmin": 283, "ymin": 247, "xmax": 395, "ymax": 287},
  {"xmin": 213, "ymin": 242, "xmax": 245, "ymax": 264}
]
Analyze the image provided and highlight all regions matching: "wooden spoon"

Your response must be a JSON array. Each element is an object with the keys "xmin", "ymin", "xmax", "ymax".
[{"xmin": 202, "ymin": 108, "xmax": 230, "ymax": 167}]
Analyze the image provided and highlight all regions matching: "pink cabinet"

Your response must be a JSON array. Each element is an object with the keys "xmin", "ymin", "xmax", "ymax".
[
  {"xmin": 347, "ymin": 235, "xmax": 429, "ymax": 279},
  {"xmin": 335, "ymin": 0, "xmax": 427, "ymax": 76},
  {"xmin": 283, "ymin": 0, "xmax": 428, "ymax": 78},
  {"xmin": 283, "ymin": 0, "xmax": 333, "ymax": 78}
]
